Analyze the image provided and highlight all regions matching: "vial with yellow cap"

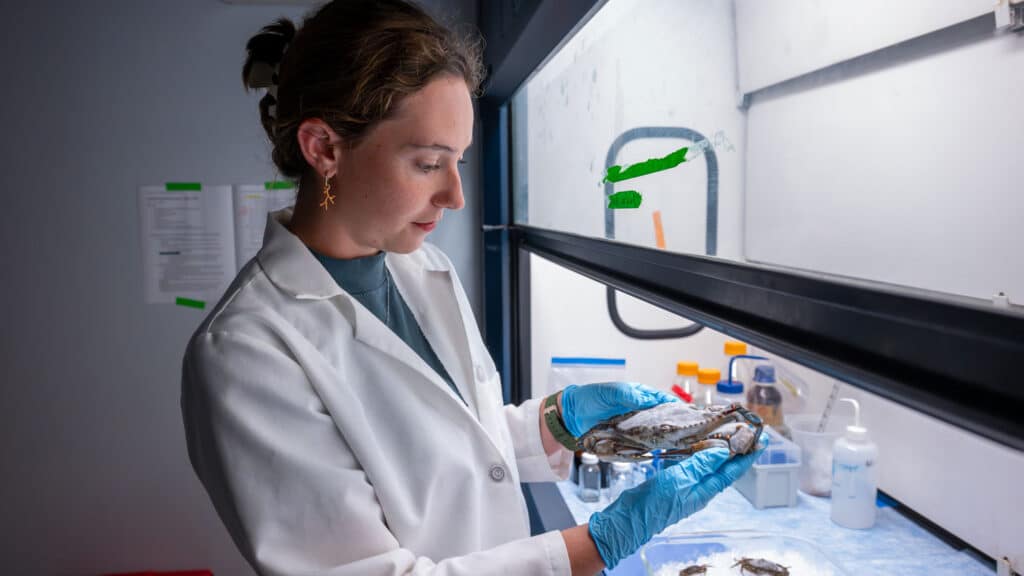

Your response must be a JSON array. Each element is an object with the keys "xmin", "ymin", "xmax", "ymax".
[
  {"xmin": 672, "ymin": 361, "xmax": 700, "ymax": 403},
  {"xmin": 694, "ymin": 368, "xmax": 720, "ymax": 409}
]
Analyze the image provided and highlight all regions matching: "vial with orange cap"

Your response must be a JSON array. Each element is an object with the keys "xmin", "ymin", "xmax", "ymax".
[{"xmin": 694, "ymin": 368, "xmax": 720, "ymax": 409}]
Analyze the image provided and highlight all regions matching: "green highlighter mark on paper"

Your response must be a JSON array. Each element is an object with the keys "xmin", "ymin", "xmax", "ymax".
[
  {"xmin": 165, "ymin": 182, "xmax": 202, "ymax": 191},
  {"xmin": 603, "ymin": 146, "xmax": 689, "ymax": 183},
  {"xmin": 265, "ymin": 180, "xmax": 295, "ymax": 190},
  {"xmin": 608, "ymin": 190, "xmax": 642, "ymax": 209},
  {"xmin": 176, "ymin": 297, "xmax": 206, "ymax": 310}
]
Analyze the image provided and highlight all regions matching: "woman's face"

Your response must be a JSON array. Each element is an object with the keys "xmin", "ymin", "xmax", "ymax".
[{"xmin": 331, "ymin": 74, "xmax": 474, "ymax": 255}]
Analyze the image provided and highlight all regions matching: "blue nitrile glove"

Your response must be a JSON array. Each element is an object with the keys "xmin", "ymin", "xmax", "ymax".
[
  {"xmin": 588, "ymin": 444, "xmax": 765, "ymax": 570},
  {"xmin": 560, "ymin": 382, "xmax": 675, "ymax": 437}
]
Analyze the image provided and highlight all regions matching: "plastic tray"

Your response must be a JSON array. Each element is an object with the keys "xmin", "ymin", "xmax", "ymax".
[
  {"xmin": 733, "ymin": 426, "xmax": 801, "ymax": 508},
  {"xmin": 640, "ymin": 531, "xmax": 850, "ymax": 576}
]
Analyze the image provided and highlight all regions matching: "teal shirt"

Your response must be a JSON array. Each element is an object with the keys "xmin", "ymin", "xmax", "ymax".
[{"xmin": 309, "ymin": 248, "xmax": 465, "ymax": 405}]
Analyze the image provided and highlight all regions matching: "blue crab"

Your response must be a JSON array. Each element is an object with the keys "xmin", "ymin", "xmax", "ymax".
[
  {"xmin": 578, "ymin": 402, "xmax": 763, "ymax": 462},
  {"xmin": 732, "ymin": 557, "xmax": 790, "ymax": 575}
]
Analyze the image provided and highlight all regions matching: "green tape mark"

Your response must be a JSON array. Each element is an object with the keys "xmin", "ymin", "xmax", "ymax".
[
  {"xmin": 175, "ymin": 297, "xmax": 206, "ymax": 310},
  {"xmin": 608, "ymin": 190, "xmax": 643, "ymax": 209},
  {"xmin": 603, "ymin": 146, "xmax": 689, "ymax": 183},
  {"xmin": 165, "ymin": 182, "xmax": 201, "ymax": 191},
  {"xmin": 265, "ymin": 180, "xmax": 296, "ymax": 190}
]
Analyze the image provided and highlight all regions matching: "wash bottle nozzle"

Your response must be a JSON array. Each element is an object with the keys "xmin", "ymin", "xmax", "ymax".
[{"xmin": 839, "ymin": 398, "xmax": 868, "ymax": 442}]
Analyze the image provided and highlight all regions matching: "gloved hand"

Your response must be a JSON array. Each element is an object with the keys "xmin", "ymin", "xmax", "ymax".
[
  {"xmin": 559, "ymin": 382, "xmax": 675, "ymax": 438},
  {"xmin": 588, "ymin": 444, "xmax": 765, "ymax": 569}
]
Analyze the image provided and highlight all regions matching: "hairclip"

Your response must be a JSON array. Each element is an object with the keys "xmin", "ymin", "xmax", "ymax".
[{"xmin": 248, "ymin": 59, "xmax": 281, "ymax": 119}]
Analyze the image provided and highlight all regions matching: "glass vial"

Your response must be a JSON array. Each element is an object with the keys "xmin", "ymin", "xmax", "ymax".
[
  {"xmin": 577, "ymin": 452, "xmax": 601, "ymax": 503},
  {"xmin": 694, "ymin": 368, "xmax": 721, "ymax": 409},
  {"xmin": 607, "ymin": 461, "xmax": 634, "ymax": 501},
  {"xmin": 673, "ymin": 361, "xmax": 700, "ymax": 403},
  {"xmin": 633, "ymin": 455, "xmax": 657, "ymax": 486}
]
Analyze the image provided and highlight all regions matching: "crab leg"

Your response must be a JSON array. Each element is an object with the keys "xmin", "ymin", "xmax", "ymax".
[
  {"xmin": 656, "ymin": 437, "xmax": 732, "ymax": 460},
  {"xmin": 582, "ymin": 438, "xmax": 653, "ymax": 461},
  {"xmin": 734, "ymin": 406, "xmax": 764, "ymax": 451},
  {"xmin": 734, "ymin": 405, "xmax": 764, "ymax": 429}
]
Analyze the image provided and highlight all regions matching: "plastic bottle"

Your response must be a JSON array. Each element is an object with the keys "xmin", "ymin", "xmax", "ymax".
[
  {"xmin": 577, "ymin": 452, "xmax": 602, "ymax": 503},
  {"xmin": 746, "ymin": 364, "xmax": 785, "ymax": 430},
  {"xmin": 671, "ymin": 361, "xmax": 699, "ymax": 403},
  {"xmin": 607, "ymin": 461, "xmax": 634, "ymax": 501},
  {"xmin": 713, "ymin": 378, "xmax": 745, "ymax": 407},
  {"xmin": 831, "ymin": 398, "xmax": 878, "ymax": 529},
  {"xmin": 694, "ymin": 368, "xmax": 720, "ymax": 409}
]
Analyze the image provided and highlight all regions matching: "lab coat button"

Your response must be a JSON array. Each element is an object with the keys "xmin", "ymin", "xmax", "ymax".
[
  {"xmin": 489, "ymin": 464, "xmax": 506, "ymax": 482},
  {"xmin": 475, "ymin": 364, "xmax": 487, "ymax": 381}
]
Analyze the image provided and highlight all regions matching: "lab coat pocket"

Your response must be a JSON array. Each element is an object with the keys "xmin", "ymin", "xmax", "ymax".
[{"xmin": 474, "ymin": 369, "xmax": 519, "ymax": 482}]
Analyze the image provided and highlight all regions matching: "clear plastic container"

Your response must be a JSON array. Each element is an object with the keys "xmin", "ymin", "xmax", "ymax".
[
  {"xmin": 640, "ymin": 531, "xmax": 850, "ymax": 576},
  {"xmin": 788, "ymin": 413, "xmax": 848, "ymax": 496},
  {"xmin": 732, "ymin": 426, "xmax": 801, "ymax": 508},
  {"xmin": 546, "ymin": 357, "xmax": 626, "ymax": 397},
  {"xmin": 773, "ymin": 362, "xmax": 810, "ymax": 416},
  {"xmin": 555, "ymin": 357, "xmax": 626, "ymax": 483},
  {"xmin": 607, "ymin": 461, "xmax": 634, "ymax": 501},
  {"xmin": 577, "ymin": 452, "xmax": 601, "ymax": 503}
]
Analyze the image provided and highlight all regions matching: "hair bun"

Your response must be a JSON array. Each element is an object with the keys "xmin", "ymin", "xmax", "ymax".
[{"xmin": 242, "ymin": 18, "xmax": 296, "ymax": 90}]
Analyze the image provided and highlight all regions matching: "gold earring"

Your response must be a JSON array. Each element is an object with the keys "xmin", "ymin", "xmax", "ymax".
[{"xmin": 319, "ymin": 172, "xmax": 336, "ymax": 211}]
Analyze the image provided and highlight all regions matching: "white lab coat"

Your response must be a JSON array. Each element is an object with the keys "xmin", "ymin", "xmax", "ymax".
[{"xmin": 181, "ymin": 208, "xmax": 574, "ymax": 576}]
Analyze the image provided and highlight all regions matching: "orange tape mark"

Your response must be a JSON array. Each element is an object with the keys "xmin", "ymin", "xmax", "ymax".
[{"xmin": 653, "ymin": 210, "xmax": 666, "ymax": 249}]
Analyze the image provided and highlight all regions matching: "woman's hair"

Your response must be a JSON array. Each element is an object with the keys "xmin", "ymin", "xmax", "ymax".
[{"xmin": 241, "ymin": 0, "xmax": 485, "ymax": 180}]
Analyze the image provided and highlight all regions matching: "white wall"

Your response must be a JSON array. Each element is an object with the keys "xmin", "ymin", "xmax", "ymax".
[
  {"xmin": 530, "ymin": 253, "xmax": 731, "ymax": 399},
  {"xmin": 0, "ymin": 1, "xmax": 480, "ymax": 574},
  {"xmin": 734, "ymin": 0, "xmax": 994, "ymax": 93},
  {"xmin": 745, "ymin": 14, "xmax": 1024, "ymax": 303}
]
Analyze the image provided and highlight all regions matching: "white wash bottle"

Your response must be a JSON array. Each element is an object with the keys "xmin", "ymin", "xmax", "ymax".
[{"xmin": 830, "ymin": 398, "xmax": 879, "ymax": 529}]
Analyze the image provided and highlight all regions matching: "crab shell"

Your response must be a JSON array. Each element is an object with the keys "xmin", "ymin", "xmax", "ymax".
[
  {"xmin": 577, "ymin": 402, "xmax": 763, "ymax": 462},
  {"xmin": 731, "ymin": 557, "xmax": 790, "ymax": 576}
]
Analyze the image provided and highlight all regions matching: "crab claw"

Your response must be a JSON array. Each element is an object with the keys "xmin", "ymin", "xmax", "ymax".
[{"xmin": 727, "ymin": 423, "xmax": 758, "ymax": 455}]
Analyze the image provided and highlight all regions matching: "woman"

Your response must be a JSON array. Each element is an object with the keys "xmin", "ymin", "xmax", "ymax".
[{"xmin": 181, "ymin": 2, "xmax": 761, "ymax": 575}]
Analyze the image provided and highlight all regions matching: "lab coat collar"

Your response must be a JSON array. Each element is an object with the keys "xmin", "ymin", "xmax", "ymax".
[
  {"xmin": 258, "ymin": 208, "xmax": 493, "ymax": 447},
  {"xmin": 257, "ymin": 208, "xmax": 450, "ymax": 300}
]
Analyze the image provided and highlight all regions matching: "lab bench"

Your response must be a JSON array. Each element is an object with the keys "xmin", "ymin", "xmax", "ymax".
[{"xmin": 545, "ymin": 480, "xmax": 996, "ymax": 575}]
